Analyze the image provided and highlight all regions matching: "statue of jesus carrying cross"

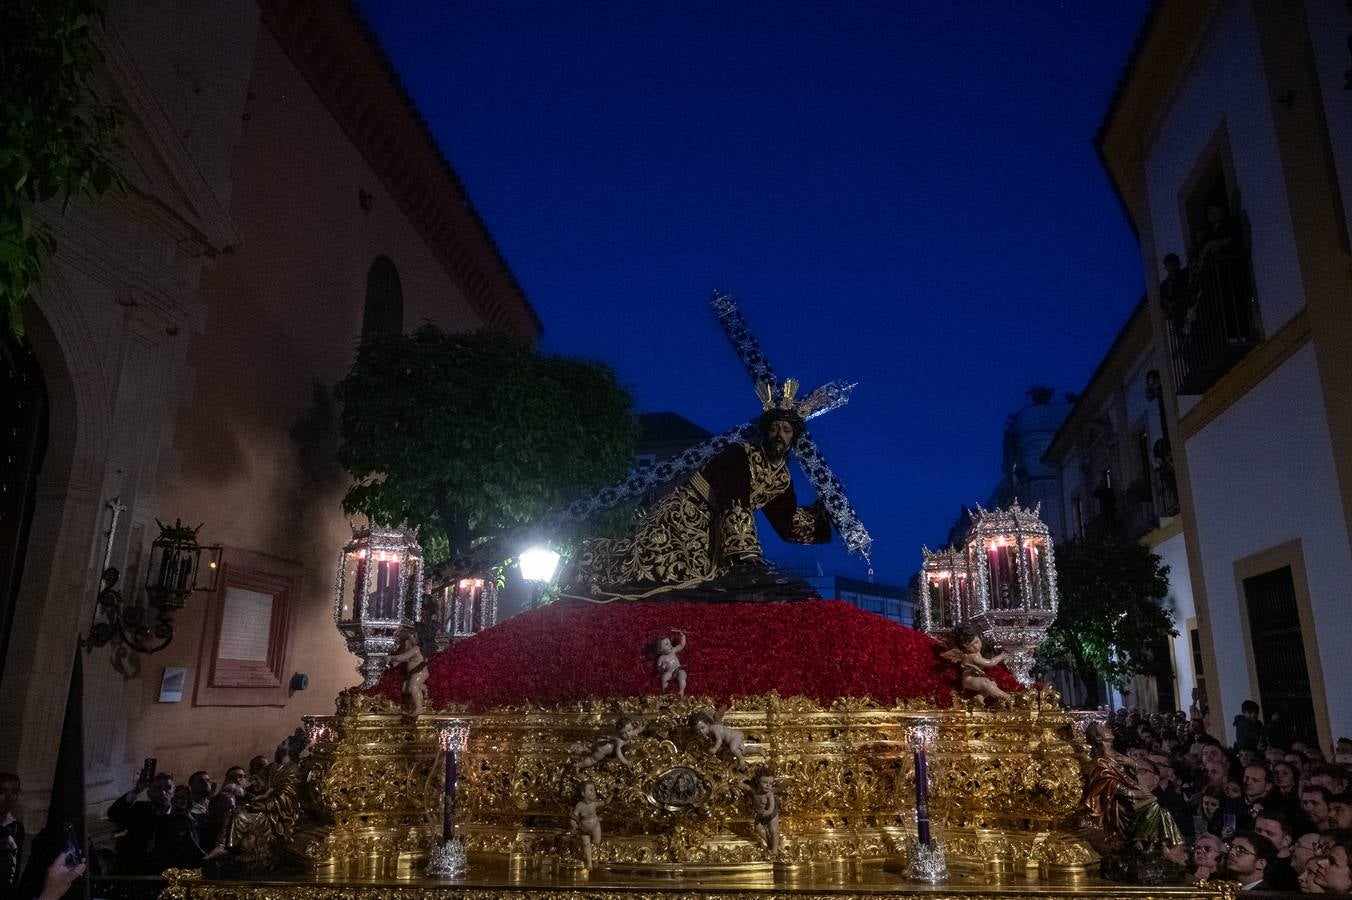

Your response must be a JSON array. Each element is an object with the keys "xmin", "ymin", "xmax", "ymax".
[{"xmin": 560, "ymin": 293, "xmax": 871, "ymax": 602}]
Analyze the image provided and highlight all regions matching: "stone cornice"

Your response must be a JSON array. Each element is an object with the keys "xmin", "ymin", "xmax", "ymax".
[
  {"xmin": 257, "ymin": 0, "xmax": 543, "ymax": 343},
  {"xmin": 1094, "ymin": 0, "xmax": 1222, "ymax": 232}
]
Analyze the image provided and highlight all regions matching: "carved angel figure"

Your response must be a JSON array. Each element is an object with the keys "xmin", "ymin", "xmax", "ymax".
[
  {"xmin": 389, "ymin": 628, "xmax": 429, "ymax": 716},
  {"xmin": 690, "ymin": 708, "xmax": 746, "ymax": 765},
  {"xmin": 939, "ymin": 626, "xmax": 1012, "ymax": 705},
  {"xmin": 570, "ymin": 781, "xmax": 604, "ymax": 869},
  {"xmin": 740, "ymin": 766, "xmax": 781, "ymax": 856},
  {"xmin": 652, "ymin": 629, "xmax": 687, "ymax": 695},
  {"xmin": 572, "ymin": 717, "xmax": 642, "ymax": 771}
]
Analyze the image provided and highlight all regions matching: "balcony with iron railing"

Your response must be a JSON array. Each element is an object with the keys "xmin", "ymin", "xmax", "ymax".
[
  {"xmin": 1080, "ymin": 472, "xmax": 1181, "ymax": 543},
  {"xmin": 1166, "ymin": 251, "xmax": 1262, "ymax": 395}
]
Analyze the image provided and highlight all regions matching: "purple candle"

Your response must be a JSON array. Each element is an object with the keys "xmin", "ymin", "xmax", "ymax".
[
  {"xmin": 914, "ymin": 743, "xmax": 931, "ymax": 846},
  {"xmin": 440, "ymin": 722, "xmax": 468, "ymax": 844}
]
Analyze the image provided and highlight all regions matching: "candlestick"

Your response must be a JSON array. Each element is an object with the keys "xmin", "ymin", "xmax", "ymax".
[
  {"xmin": 905, "ymin": 721, "xmax": 947, "ymax": 882},
  {"xmin": 443, "ymin": 742, "xmax": 456, "ymax": 842},
  {"xmin": 914, "ymin": 741, "xmax": 930, "ymax": 845},
  {"xmin": 428, "ymin": 720, "xmax": 470, "ymax": 877}
]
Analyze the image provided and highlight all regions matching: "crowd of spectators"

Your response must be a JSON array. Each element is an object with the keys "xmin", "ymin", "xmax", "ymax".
[
  {"xmin": 1112, "ymin": 701, "xmax": 1352, "ymax": 893},
  {"xmin": 104, "ymin": 749, "xmax": 284, "ymax": 876},
  {"xmin": 0, "ymin": 731, "xmax": 306, "ymax": 900}
]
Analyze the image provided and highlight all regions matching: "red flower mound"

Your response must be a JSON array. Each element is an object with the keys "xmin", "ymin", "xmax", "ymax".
[{"xmin": 366, "ymin": 598, "xmax": 1021, "ymax": 711}]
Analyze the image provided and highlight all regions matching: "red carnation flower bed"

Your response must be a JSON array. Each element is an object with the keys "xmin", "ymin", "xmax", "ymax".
[{"xmin": 365, "ymin": 598, "xmax": 1021, "ymax": 711}]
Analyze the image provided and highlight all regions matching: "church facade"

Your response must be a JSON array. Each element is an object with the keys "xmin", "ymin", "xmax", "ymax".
[{"xmin": 0, "ymin": 0, "xmax": 539, "ymax": 828}]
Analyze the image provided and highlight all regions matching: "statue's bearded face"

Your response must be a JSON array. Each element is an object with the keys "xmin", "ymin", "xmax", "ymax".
[{"xmin": 762, "ymin": 418, "xmax": 796, "ymax": 460}]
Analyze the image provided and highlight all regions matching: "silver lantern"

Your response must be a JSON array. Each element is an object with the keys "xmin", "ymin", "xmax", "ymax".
[
  {"xmin": 334, "ymin": 525, "xmax": 424, "ymax": 686},
  {"xmin": 964, "ymin": 503, "xmax": 1058, "ymax": 686},
  {"xmin": 918, "ymin": 545, "xmax": 974, "ymax": 637}
]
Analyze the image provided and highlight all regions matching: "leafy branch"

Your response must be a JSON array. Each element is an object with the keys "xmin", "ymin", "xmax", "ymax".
[{"xmin": 2, "ymin": 0, "xmax": 122, "ymax": 337}]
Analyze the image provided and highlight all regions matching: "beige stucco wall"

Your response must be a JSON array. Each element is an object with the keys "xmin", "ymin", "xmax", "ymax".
[
  {"xmin": 1, "ymin": 2, "xmax": 513, "ymax": 833},
  {"xmin": 98, "ymin": 22, "xmax": 495, "ymax": 794}
]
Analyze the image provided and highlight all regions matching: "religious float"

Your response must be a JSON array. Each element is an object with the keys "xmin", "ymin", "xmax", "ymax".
[{"xmin": 165, "ymin": 296, "xmax": 1227, "ymax": 900}]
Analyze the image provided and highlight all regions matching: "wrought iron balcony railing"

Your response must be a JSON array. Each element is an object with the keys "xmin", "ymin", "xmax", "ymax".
[{"xmin": 1166, "ymin": 251, "xmax": 1262, "ymax": 395}]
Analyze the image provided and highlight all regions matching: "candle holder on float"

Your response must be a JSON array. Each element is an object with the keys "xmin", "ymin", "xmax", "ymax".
[
  {"xmin": 964, "ymin": 502, "xmax": 1058, "ymax": 686},
  {"xmin": 334, "ymin": 525, "xmax": 424, "ymax": 687},
  {"xmin": 426, "ymin": 720, "xmax": 470, "ymax": 877},
  {"xmin": 918, "ymin": 544, "xmax": 974, "ymax": 637},
  {"xmin": 431, "ymin": 575, "xmax": 498, "ymax": 652},
  {"xmin": 904, "ymin": 719, "xmax": 948, "ymax": 883}
]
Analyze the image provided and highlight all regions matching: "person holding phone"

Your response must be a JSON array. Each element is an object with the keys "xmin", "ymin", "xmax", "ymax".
[{"xmin": 106, "ymin": 763, "xmax": 173, "ymax": 874}]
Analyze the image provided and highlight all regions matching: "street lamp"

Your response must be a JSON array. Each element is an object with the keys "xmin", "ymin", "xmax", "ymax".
[{"xmin": 519, "ymin": 547, "xmax": 561, "ymax": 609}]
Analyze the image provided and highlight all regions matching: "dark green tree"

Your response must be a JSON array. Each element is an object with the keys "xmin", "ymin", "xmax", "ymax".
[
  {"xmin": 334, "ymin": 325, "xmax": 637, "ymax": 568},
  {"xmin": 2, "ymin": 0, "xmax": 121, "ymax": 337},
  {"xmin": 1035, "ymin": 538, "xmax": 1175, "ymax": 707}
]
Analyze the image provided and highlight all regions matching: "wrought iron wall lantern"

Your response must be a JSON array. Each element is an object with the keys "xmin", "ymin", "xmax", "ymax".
[{"xmin": 85, "ymin": 518, "xmax": 222, "ymax": 655}]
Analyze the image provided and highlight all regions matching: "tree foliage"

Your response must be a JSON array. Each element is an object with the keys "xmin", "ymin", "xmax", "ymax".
[
  {"xmin": 2, "ymin": 0, "xmax": 121, "ymax": 337},
  {"xmin": 1035, "ymin": 538, "xmax": 1176, "ymax": 704},
  {"xmin": 335, "ymin": 326, "xmax": 637, "ymax": 566}
]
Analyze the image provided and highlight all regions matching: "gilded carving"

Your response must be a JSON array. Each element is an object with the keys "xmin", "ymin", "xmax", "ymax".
[{"xmin": 283, "ymin": 691, "xmax": 1111, "ymax": 876}]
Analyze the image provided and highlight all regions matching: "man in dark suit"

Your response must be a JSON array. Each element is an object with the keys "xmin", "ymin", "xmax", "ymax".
[
  {"xmin": 107, "ymin": 770, "xmax": 174, "ymax": 874},
  {"xmin": 1223, "ymin": 831, "xmax": 1277, "ymax": 892}
]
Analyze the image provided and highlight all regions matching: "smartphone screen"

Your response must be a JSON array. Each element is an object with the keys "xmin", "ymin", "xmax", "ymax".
[{"xmin": 1223, "ymin": 812, "xmax": 1237, "ymax": 834}]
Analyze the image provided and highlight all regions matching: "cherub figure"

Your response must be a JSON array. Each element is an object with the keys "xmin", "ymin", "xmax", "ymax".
[
  {"xmin": 573, "ymin": 717, "xmax": 641, "ymax": 771},
  {"xmin": 651, "ymin": 629, "xmax": 687, "ymax": 695},
  {"xmin": 570, "ymin": 781, "xmax": 604, "ymax": 870},
  {"xmin": 690, "ymin": 708, "xmax": 746, "ymax": 766},
  {"xmin": 741, "ymin": 766, "xmax": 781, "ymax": 856},
  {"xmin": 389, "ymin": 629, "xmax": 429, "ymax": 715},
  {"xmin": 940, "ymin": 626, "xmax": 1012, "ymax": 706}
]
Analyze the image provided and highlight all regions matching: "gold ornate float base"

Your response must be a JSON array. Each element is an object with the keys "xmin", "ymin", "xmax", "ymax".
[
  {"xmin": 163, "ymin": 867, "xmax": 1233, "ymax": 900},
  {"xmin": 296, "ymin": 689, "xmax": 1116, "ymax": 882}
]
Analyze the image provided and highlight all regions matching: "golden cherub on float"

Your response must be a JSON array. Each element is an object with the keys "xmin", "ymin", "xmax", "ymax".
[{"xmin": 177, "ymin": 295, "xmax": 1222, "ymax": 900}]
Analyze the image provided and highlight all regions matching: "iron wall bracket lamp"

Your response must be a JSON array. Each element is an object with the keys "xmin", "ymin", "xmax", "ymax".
[{"xmin": 84, "ymin": 518, "xmax": 222, "ymax": 655}]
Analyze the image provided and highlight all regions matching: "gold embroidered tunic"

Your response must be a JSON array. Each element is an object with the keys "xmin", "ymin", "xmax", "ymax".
[{"xmin": 571, "ymin": 442, "xmax": 831, "ymax": 599}]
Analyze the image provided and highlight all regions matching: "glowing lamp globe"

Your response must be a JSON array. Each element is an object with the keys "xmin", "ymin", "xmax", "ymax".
[{"xmin": 519, "ymin": 547, "xmax": 561, "ymax": 584}]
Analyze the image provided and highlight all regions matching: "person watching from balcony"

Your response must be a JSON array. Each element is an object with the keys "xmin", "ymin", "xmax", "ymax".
[
  {"xmin": 1234, "ymin": 700, "xmax": 1265, "ymax": 753},
  {"xmin": 1159, "ymin": 253, "xmax": 1194, "ymax": 335},
  {"xmin": 1198, "ymin": 204, "xmax": 1237, "ymax": 259}
]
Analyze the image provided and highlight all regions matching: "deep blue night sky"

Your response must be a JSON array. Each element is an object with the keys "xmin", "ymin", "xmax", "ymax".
[{"xmin": 357, "ymin": 1, "xmax": 1150, "ymax": 585}]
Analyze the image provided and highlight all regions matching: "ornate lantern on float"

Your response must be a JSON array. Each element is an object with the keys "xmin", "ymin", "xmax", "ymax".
[
  {"xmin": 964, "ymin": 502, "xmax": 1058, "ymax": 686},
  {"xmin": 918, "ymin": 545, "xmax": 973, "ymax": 636},
  {"xmin": 334, "ymin": 525, "xmax": 423, "ymax": 687},
  {"xmin": 432, "ymin": 575, "xmax": 498, "ymax": 650}
]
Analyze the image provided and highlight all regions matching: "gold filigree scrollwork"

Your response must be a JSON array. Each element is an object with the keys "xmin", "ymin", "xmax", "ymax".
[{"xmin": 293, "ymin": 692, "xmax": 1113, "ymax": 876}]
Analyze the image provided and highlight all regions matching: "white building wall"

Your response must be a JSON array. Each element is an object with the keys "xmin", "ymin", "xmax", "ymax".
[
  {"xmin": 1183, "ymin": 344, "xmax": 1352, "ymax": 744},
  {"xmin": 1305, "ymin": 0, "xmax": 1352, "ymax": 252},
  {"xmin": 1143, "ymin": 0, "xmax": 1305, "ymax": 339},
  {"xmin": 1152, "ymin": 531, "xmax": 1196, "ymax": 715}
]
